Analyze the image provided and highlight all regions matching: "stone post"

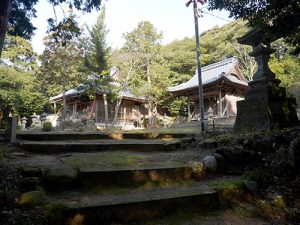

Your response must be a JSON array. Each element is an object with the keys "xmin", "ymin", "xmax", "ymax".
[{"xmin": 5, "ymin": 117, "xmax": 17, "ymax": 143}]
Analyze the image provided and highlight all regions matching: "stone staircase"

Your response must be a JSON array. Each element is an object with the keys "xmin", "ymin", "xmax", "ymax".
[{"xmin": 16, "ymin": 131, "xmax": 244, "ymax": 225}]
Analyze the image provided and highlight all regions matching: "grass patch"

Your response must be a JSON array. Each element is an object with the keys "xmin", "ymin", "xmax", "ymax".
[
  {"xmin": 62, "ymin": 151, "xmax": 148, "ymax": 169},
  {"xmin": 121, "ymin": 127, "xmax": 200, "ymax": 134},
  {"xmin": 208, "ymin": 177, "xmax": 244, "ymax": 190}
]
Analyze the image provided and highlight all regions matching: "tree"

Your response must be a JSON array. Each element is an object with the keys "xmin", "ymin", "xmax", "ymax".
[
  {"xmin": 0, "ymin": 65, "xmax": 47, "ymax": 126},
  {"xmin": 0, "ymin": 0, "xmax": 11, "ymax": 58},
  {"xmin": 206, "ymin": 0, "xmax": 300, "ymax": 54},
  {"xmin": 84, "ymin": 6, "xmax": 112, "ymax": 129},
  {"xmin": 163, "ymin": 38, "xmax": 197, "ymax": 85},
  {"xmin": 234, "ymin": 43, "xmax": 256, "ymax": 81},
  {"xmin": 1, "ymin": 34, "xmax": 37, "ymax": 71},
  {"xmin": 85, "ymin": 5, "xmax": 110, "ymax": 74},
  {"xmin": 38, "ymin": 38, "xmax": 86, "ymax": 97},
  {"xmin": 122, "ymin": 21, "xmax": 171, "ymax": 127},
  {"xmin": 0, "ymin": 0, "xmax": 102, "ymax": 58},
  {"xmin": 0, "ymin": 65, "xmax": 21, "ymax": 121},
  {"xmin": 269, "ymin": 55, "xmax": 300, "ymax": 106},
  {"xmin": 38, "ymin": 7, "xmax": 88, "ymax": 121}
]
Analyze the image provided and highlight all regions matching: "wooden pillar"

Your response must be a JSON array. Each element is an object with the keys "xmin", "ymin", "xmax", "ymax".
[
  {"xmin": 124, "ymin": 106, "xmax": 126, "ymax": 125},
  {"xmin": 53, "ymin": 102, "xmax": 57, "ymax": 114},
  {"xmin": 187, "ymin": 97, "xmax": 191, "ymax": 123},
  {"xmin": 73, "ymin": 101, "xmax": 77, "ymax": 117},
  {"xmin": 218, "ymin": 89, "xmax": 222, "ymax": 117},
  {"xmin": 95, "ymin": 100, "xmax": 98, "ymax": 123}
]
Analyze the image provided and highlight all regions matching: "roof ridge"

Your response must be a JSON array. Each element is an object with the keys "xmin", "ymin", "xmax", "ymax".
[{"xmin": 201, "ymin": 57, "xmax": 237, "ymax": 72}]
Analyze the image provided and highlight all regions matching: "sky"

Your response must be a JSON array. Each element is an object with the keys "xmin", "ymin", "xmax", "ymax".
[{"xmin": 31, "ymin": 0, "xmax": 232, "ymax": 54}]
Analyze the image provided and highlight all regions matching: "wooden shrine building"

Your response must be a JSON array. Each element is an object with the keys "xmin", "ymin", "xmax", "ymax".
[
  {"xmin": 50, "ymin": 70, "xmax": 147, "ymax": 128},
  {"xmin": 168, "ymin": 57, "xmax": 248, "ymax": 120}
]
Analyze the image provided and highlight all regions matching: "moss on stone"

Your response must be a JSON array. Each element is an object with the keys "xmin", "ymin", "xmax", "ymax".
[
  {"xmin": 18, "ymin": 190, "xmax": 45, "ymax": 207},
  {"xmin": 208, "ymin": 177, "xmax": 244, "ymax": 206},
  {"xmin": 43, "ymin": 203, "xmax": 68, "ymax": 224}
]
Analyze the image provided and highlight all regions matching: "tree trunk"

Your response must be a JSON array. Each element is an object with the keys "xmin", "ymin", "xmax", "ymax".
[
  {"xmin": 61, "ymin": 63, "xmax": 67, "ymax": 120},
  {"xmin": 0, "ymin": 0, "xmax": 11, "ymax": 58},
  {"xmin": 103, "ymin": 93, "xmax": 109, "ymax": 131},
  {"xmin": 146, "ymin": 56, "xmax": 153, "ymax": 127},
  {"xmin": 111, "ymin": 98, "xmax": 122, "ymax": 127}
]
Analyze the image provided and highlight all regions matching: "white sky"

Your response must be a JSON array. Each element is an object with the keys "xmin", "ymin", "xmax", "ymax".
[{"xmin": 31, "ymin": 0, "xmax": 232, "ymax": 54}]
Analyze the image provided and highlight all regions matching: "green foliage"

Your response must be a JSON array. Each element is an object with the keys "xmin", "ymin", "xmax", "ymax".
[
  {"xmin": 167, "ymin": 97, "xmax": 188, "ymax": 116},
  {"xmin": 84, "ymin": 6, "xmax": 110, "ymax": 74},
  {"xmin": 46, "ymin": 5, "xmax": 81, "ymax": 47},
  {"xmin": 9, "ymin": 0, "xmax": 102, "ymax": 39},
  {"xmin": 269, "ymin": 55, "xmax": 300, "ymax": 105},
  {"xmin": 42, "ymin": 121, "xmax": 52, "ymax": 132},
  {"xmin": 163, "ymin": 38, "xmax": 196, "ymax": 85},
  {"xmin": 0, "ymin": 65, "xmax": 48, "ymax": 120},
  {"xmin": 206, "ymin": 0, "xmax": 300, "ymax": 54},
  {"xmin": 163, "ymin": 20, "xmax": 251, "ymax": 84},
  {"xmin": 121, "ymin": 21, "xmax": 171, "ymax": 124},
  {"xmin": 1, "ymin": 35, "xmax": 37, "ymax": 71},
  {"xmin": 37, "ymin": 9, "xmax": 88, "ymax": 99},
  {"xmin": 0, "ymin": 65, "xmax": 21, "ymax": 117},
  {"xmin": 38, "ymin": 38, "xmax": 87, "ymax": 98},
  {"xmin": 82, "ymin": 6, "xmax": 117, "ymax": 104}
]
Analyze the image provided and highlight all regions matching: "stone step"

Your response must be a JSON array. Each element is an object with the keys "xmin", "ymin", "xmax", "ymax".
[
  {"xmin": 17, "ymin": 132, "xmax": 193, "ymax": 141},
  {"xmin": 17, "ymin": 137, "xmax": 193, "ymax": 153},
  {"xmin": 45, "ymin": 183, "xmax": 219, "ymax": 224},
  {"xmin": 78, "ymin": 166, "xmax": 194, "ymax": 187}
]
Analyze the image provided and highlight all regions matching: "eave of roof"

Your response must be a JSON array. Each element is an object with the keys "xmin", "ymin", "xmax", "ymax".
[
  {"xmin": 50, "ymin": 85, "xmax": 145, "ymax": 103},
  {"xmin": 168, "ymin": 57, "xmax": 248, "ymax": 93}
]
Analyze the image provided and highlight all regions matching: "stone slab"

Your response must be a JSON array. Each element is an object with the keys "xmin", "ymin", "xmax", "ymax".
[
  {"xmin": 17, "ymin": 137, "xmax": 193, "ymax": 153},
  {"xmin": 46, "ymin": 184, "xmax": 219, "ymax": 224},
  {"xmin": 17, "ymin": 132, "xmax": 193, "ymax": 141},
  {"xmin": 79, "ymin": 166, "xmax": 194, "ymax": 186}
]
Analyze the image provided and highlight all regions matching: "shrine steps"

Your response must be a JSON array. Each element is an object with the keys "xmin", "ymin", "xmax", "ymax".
[{"xmin": 15, "ymin": 131, "xmax": 244, "ymax": 224}]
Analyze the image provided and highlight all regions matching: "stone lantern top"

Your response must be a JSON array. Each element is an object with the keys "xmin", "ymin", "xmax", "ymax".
[
  {"xmin": 237, "ymin": 27, "xmax": 276, "ymax": 84},
  {"xmin": 237, "ymin": 27, "xmax": 275, "ymax": 46},
  {"xmin": 40, "ymin": 112, "xmax": 47, "ymax": 121}
]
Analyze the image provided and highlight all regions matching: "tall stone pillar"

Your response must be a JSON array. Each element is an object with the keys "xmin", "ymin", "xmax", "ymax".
[{"xmin": 234, "ymin": 27, "xmax": 298, "ymax": 130}]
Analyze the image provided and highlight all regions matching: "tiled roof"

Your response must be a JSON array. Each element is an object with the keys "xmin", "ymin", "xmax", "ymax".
[
  {"xmin": 168, "ymin": 57, "xmax": 248, "ymax": 93},
  {"xmin": 50, "ymin": 84, "xmax": 145, "ymax": 102},
  {"xmin": 50, "ymin": 84, "xmax": 87, "ymax": 102}
]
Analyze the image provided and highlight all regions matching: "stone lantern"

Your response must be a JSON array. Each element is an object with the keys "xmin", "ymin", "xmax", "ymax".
[
  {"xmin": 21, "ymin": 116, "xmax": 27, "ymax": 130},
  {"xmin": 40, "ymin": 112, "xmax": 47, "ymax": 126},
  {"xmin": 234, "ymin": 27, "xmax": 298, "ymax": 130},
  {"xmin": 30, "ymin": 112, "xmax": 37, "ymax": 120},
  {"xmin": 30, "ymin": 112, "xmax": 41, "ymax": 128}
]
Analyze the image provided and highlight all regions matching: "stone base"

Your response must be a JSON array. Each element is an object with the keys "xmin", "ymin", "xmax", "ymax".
[{"xmin": 234, "ymin": 85, "xmax": 299, "ymax": 130}]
